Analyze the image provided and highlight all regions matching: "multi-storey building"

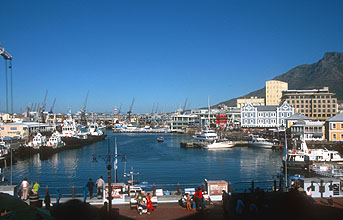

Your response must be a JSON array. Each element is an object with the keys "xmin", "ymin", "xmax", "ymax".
[
  {"xmin": 241, "ymin": 101, "xmax": 294, "ymax": 128},
  {"xmin": 325, "ymin": 113, "xmax": 343, "ymax": 142},
  {"xmin": 290, "ymin": 120, "xmax": 325, "ymax": 141},
  {"xmin": 170, "ymin": 113, "xmax": 197, "ymax": 132},
  {"xmin": 236, "ymin": 97, "xmax": 265, "ymax": 108},
  {"xmin": 266, "ymin": 80, "xmax": 288, "ymax": 106},
  {"xmin": 281, "ymin": 87, "xmax": 338, "ymax": 121}
]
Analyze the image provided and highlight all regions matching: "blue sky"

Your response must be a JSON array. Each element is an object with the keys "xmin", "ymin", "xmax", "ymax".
[{"xmin": 1, "ymin": 0, "xmax": 343, "ymax": 114}]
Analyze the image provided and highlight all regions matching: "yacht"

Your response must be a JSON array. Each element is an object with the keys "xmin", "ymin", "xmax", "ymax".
[
  {"xmin": 193, "ymin": 129, "xmax": 218, "ymax": 142},
  {"xmin": 248, "ymin": 137, "xmax": 273, "ymax": 149},
  {"xmin": 204, "ymin": 140, "xmax": 235, "ymax": 149}
]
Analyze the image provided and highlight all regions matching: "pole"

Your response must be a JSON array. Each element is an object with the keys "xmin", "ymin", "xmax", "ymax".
[
  {"xmin": 5, "ymin": 60, "xmax": 8, "ymax": 113},
  {"xmin": 10, "ymin": 60, "xmax": 13, "ymax": 114},
  {"xmin": 107, "ymin": 165, "xmax": 112, "ymax": 220},
  {"xmin": 284, "ymin": 127, "xmax": 288, "ymax": 190},
  {"xmin": 10, "ymin": 147, "xmax": 12, "ymax": 185},
  {"xmin": 114, "ymin": 137, "xmax": 118, "ymax": 184}
]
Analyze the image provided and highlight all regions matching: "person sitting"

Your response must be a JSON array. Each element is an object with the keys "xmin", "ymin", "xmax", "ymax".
[
  {"xmin": 134, "ymin": 191, "xmax": 146, "ymax": 213},
  {"xmin": 146, "ymin": 193, "xmax": 154, "ymax": 212},
  {"xmin": 203, "ymin": 191, "xmax": 212, "ymax": 208}
]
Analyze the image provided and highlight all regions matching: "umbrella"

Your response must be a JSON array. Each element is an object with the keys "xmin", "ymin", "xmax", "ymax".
[
  {"xmin": 0, "ymin": 193, "xmax": 28, "ymax": 213},
  {"xmin": 0, "ymin": 193, "xmax": 54, "ymax": 220},
  {"xmin": 0, "ymin": 206, "xmax": 54, "ymax": 220}
]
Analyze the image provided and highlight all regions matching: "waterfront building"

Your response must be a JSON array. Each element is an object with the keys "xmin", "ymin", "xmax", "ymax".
[
  {"xmin": 266, "ymin": 80, "xmax": 288, "ymax": 106},
  {"xmin": 236, "ymin": 97, "xmax": 265, "ymax": 108},
  {"xmin": 281, "ymin": 87, "xmax": 338, "ymax": 120},
  {"xmin": 241, "ymin": 101, "xmax": 294, "ymax": 128},
  {"xmin": 170, "ymin": 113, "xmax": 197, "ymax": 132},
  {"xmin": 190, "ymin": 107, "xmax": 241, "ymax": 128},
  {"xmin": 0, "ymin": 122, "xmax": 53, "ymax": 139},
  {"xmin": 290, "ymin": 120, "xmax": 325, "ymax": 141},
  {"xmin": 325, "ymin": 113, "xmax": 343, "ymax": 142},
  {"xmin": 285, "ymin": 113, "xmax": 310, "ymax": 128}
]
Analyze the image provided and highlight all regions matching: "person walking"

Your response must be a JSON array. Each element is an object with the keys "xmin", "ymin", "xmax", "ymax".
[
  {"xmin": 96, "ymin": 176, "xmax": 105, "ymax": 199},
  {"xmin": 86, "ymin": 178, "xmax": 95, "ymax": 199},
  {"xmin": 20, "ymin": 177, "xmax": 29, "ymax": 200}
]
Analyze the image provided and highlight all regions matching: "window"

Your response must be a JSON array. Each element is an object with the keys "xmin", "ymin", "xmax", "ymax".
[
  {"xmin": 341, "ymin": 134, "xmax": 343, "ymax": 139},
  {"xmin": 10, "ymin": 127, "xmax": 17, "ymax": 130},
  {"xmin": 333, "ymin": 123, "xmax": 336, "ymax": 129},
  {"xmin": 313, "ymin": 100, "xmax": 316, "ymax": 103},
  {"xmin": 341, "ymin": 124, "xmax": 343, "ymax": 129},
  {"xmin": 296, "ymin": 100, "xmax": 299, "ymax": 103},
  {"xmin": 0, "ymin": 127, "xmax": 4, "ymax": 130},
  {"xmin": 333, "ymin": 134, "xmax": 336, "ymax": 140},
  {"xmin": 281, "ymin": 113, "xmax": 284, "ymax": 117}
]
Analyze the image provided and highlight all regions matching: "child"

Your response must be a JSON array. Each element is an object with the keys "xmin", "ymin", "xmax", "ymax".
[{"xmin": 186, "ymin": 193, "xmax": 191, "ymax": 211}]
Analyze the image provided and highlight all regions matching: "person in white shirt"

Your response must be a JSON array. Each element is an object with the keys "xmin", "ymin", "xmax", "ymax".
[
  {"xmin": 20, "ymin": 177, "xmax": 29, "ymax": 200},
  {"xmin": 96, "ymin": 176, "xmax": 105, "ymax": 199}
]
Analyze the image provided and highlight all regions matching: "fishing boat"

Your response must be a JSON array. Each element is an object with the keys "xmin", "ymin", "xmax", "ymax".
[
  {"xmin": 204, "ymin": 140, "xmax": 235, "ymax": 149},
  {"xmin": 40, "ymin": 131, "xmax": 66, "ymax": 155},
  {"xmin": 157, "ymin": 137, "xmax": 164, "ymax": 142},
  {"xmin": 248, "ymin": 137, "xmax": 273, "ymax": 149}
]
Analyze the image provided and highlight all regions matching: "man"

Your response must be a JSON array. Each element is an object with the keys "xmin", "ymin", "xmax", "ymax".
[
  {"xmin": 96, "ymin": 176, "xmax": 105, "ymax": 199},
  {"xmin": 134, "ymin": 190, "xmax": 146, "ymax": 213},
  {"xmin": 86, "ymin": 178, "xmax": 95, "ymax": 199}
]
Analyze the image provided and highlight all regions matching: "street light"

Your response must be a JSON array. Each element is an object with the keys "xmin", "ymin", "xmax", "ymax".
[
  {"xmin": 280, "ymin": 124, "xmax": 288, "ymax": 191},
  {"xmin": 92, "ymin": 137, "xmax": 126, "ymax": 220}
]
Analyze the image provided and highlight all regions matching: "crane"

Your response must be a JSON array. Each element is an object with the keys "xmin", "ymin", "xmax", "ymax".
[
  {"xmin": 1, "ymin": 44, "xmax": 13, "ymax": 113},
  {"xmin": 37, "ymin": 90, "xmax": 48, "ymax": 122},
  {"xmin": 127, "ymin": 98, "xmax": 135, "ymax": 121},
  {"xmin": 80, "ymin": 91, "xmax": 89, "ymax": 125},
  {"xmin": 181, "ymin": 98, "xmax": 188, "ymax": 114},
  {"xmin": 49, "ymin": 98, "xmax": 56, "ymax": 113}
]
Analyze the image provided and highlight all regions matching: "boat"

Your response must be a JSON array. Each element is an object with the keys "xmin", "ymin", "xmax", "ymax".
[
  {"xmin": 193, "ymin": 129, "xmax": 218, "ymax": 142},
  {"xmin": 157, "ymin": 137, "xmax": 164, "ymax": 142},
  {"xmin": 88, "ymin": 122, "xmax": 106, "ymax": 142},
  {"xmin": 40, "ymin": 131, "xmax": 66, "ymax": 155},
  {"xmin": 204, "ymin": 140, "xmax": 235, "ymax": 149},
  {"xmin": 26, "ymin": 133, "xmax": 47, "ymax": 150},
  {"xmin": 61, "ymin": 114, "xmax": 89, "ymax": 148},
  {"xmin": 248, "ymin": 137, "xmax": 273, "ymax": 149}
]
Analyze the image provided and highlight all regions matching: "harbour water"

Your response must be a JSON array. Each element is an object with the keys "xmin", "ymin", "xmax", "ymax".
[{"xmin": 4, "ymin": 131, "xmax": 283, "ymax": 195}]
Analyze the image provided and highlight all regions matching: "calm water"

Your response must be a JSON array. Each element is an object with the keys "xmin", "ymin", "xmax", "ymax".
[{"xmin": 5, "ymin": 131, "xmax": 283, "ymax": 194}]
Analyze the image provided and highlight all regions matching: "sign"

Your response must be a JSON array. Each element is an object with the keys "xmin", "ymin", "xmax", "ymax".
[
  {"xmin": 208, "ymin": 181, "xmax": 228, "ymax": 196},
  {"xmin": 104, "ymin": 184, "xmax": 124, "ymax": 200}
]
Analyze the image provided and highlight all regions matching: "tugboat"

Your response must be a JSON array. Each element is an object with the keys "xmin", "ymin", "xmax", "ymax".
[
  {"xmin": 40, "ymin": 131, "xmax": 66, "ymax": 156},
  {"xmin": 157, "ymin": 137, "xmax": 164, "ymax": 143}
]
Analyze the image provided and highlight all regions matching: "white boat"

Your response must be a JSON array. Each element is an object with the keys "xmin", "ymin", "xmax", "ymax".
[
  {"xmin": 46, "ymin": 132, "xmax": 65, "ymax": 149},
  {"xmin": 248, "ymin": 137, "xmax": 273, "ymax": 149},
  {"xmin": 286, "ymin": 137, "xmax": 343, "ymax": 162},
  {"xmin": 193, "ymin": 129, "xmax": 218, "ymax": 142},
  {"xmin": 204, "ymin": 140, "xmax": 235, "ymax": 149},
  {"xmin": 27, "ymin": 133, "xmax": 47, "ymax": 149}
]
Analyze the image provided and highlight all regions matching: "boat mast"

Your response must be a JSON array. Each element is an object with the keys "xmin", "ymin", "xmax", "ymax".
[{"xmin": 208, "ymin": 96, "xmax": 210, "ymax": 128}]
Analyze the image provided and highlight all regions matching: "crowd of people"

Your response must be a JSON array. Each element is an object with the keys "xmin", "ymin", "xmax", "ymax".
[{"xmin": 180, "ymin": 187, "xmax": 213, "ymax": 211}]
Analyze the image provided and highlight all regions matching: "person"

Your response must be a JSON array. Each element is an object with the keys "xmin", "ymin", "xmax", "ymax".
[
  {"xmin": 134, "ymin": 190, "xmax": 146, "ymax": 213},
  {"xmin": 185, "ymin": 193, "xmax": 192, "ymax": 211},
  {"xmin": 305, "ymin": 187, "xmax": 314, "ymax": 204},
  {"xmin": 20, "ymin": 177, "xmax": 29, "ymax": 200},
  {"xmin": 86, "ymin": 178, "xmax": 95, "ymax": 199},
  {"xmin": 32, "ymin": 180, "xmax": 40, "ymax": 195},
  {"xmin": 203, "ymin": 191, "xmax": 212, "ymax": 208},
  {"xmin": 96, "ymin": 176, "xmax": 105, "ymax": 199},
  {"xmin": 146, "ymin": 193, "xmax": 154, "ymax": 212},
  {"xmin": 194, "ymin": 187, "xmax": 203, "ymax": 211},
  {"xmin": 328, "ymin": 195, "xmax": 334, "ymax": 207},
  {"xmin": 235, "ymin": 198, "xmax": 245, "ymax": 216}
]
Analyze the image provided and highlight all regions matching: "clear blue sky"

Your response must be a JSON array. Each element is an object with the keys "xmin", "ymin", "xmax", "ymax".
[{"xmin": 1, "ymin": 0, "xmax": 343, "ymax": 114}]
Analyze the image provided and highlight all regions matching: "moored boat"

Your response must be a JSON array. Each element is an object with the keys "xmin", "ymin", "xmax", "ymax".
[
  {"xmin": 248, "ymin": 137, "xmax": 273, "ymax": 149},
  {"xmin": 157, "ymin": 137, "xmax": 164, "ymax": 142},
  {"xmin": 204, "ymin": 140, "xmax": 235, "ymax": 149}
]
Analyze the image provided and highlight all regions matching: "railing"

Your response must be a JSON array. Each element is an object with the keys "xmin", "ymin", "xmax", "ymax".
[{"xmin": 25, "ymin": 178, "xmax": 285, "ymax": 203}]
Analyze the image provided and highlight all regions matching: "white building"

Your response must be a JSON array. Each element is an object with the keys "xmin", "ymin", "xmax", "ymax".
[
  {"xmin": 170, "ymin": 113, "xmax": 197, "ymax": 132},
  {"xmin": 241, "ymin": 101, "xmax": 294, "ymax": 128}
]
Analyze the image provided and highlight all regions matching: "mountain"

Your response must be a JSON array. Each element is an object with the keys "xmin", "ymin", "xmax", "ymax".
[{"xmin": 216, "ymin": 52, "xmax": 343, "ymax": 107}]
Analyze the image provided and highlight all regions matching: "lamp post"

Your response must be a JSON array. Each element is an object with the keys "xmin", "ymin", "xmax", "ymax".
[
  {"xmin": 92, "ymin": 137, "xmax": 126, "ymax": 220},
  {"xmin": 281, "ymin": 125, "xmax": 288, "ymax": 191}
]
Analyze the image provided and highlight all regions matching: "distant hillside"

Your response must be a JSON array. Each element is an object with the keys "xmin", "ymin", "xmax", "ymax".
[{"xmin": 216, "ymin": 52, "xmax": 343, "ymax": 107}]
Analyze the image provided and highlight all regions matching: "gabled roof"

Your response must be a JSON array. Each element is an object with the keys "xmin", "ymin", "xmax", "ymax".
[
  {"xmin": 326, "ymin": 113, "xmax": 343, "ymax": 122},
  {"xmin": 286, "ymin": 113, "xmax": 309, "ymax": 120}
]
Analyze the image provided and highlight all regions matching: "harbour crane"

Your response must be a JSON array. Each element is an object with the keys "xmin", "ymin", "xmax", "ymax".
[
  {"xmin": 49, "ymin": 98, "xmax": 56, "ymax": 113},
  {"xmin": 0, "ymin": 44, "xmax": 13, "ymax": 113},
  {"xmin": 80, "ymin": 91, "xmax": 89, "ymax": 125},
  {"xmin": 155, "ymin": 103, "xmax": 159, "ymax": 114},
  {"xmin": 127, "ymin": 98, "xmax": 135, "ymax": 121},
  {"xmin": 181, "ymin": 98, "xmax": 188, "ymax": 114},
  {"xmin": 37, "ymin": 90, "xmax": 48, "ymax": 122}
]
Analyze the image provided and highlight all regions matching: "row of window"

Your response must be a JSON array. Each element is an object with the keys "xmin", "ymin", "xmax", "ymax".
[
  {"xmin": 244, "ymin": 119, "xmax": 284, "ymax": 124},
  {"xmin": 287, "ymin": 95, "xmax": 332, "ymax": 99},
  {"xmin": 332, "ymin": 134, "xmax": 343, "ymax": 140},
  {"xmin": 244, "ymin": 112, "xmax": 291, "ymax": 117},
  {"xmin": 332, "ymin": 123, "xmax": 343, "ymax": 129}
]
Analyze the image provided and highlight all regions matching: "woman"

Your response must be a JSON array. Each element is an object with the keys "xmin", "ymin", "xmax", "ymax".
[
  {"xmin": 146, "ymin": 193, "xmax": 154, "ymax": 212},
  {"xmin": 20, "ymin": 177, "xmax": 29, "ymax": 200}
]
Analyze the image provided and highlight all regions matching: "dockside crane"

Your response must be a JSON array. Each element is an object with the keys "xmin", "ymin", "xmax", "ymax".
[
  {"xmin": 80, "ymin": 91, "xmax": 89, "ymax": 125},
  {"xmin": 181, "ymin": 98, "xmax": 188, "ymax": 114},
  {"xmin": 0, "ymin": 43, "xmax": 13, "ymax": 113},
  {"xmin": 37, "ymin": 90, "xmax": 48, "ymax": 122},
  {"xmin": 127, "ymin": 98, "xmax": 135, "ymax": 122},
  {"xmin": 49, "ymin": 98, "xmax": 56, "ymax": 113}
]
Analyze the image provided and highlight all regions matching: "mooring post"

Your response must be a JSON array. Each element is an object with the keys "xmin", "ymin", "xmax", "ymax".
[
  {"xmin": 72, "ymin": 186, "xmax": 75, "ymax": 198},
  {"xmin": 251, "ymin": 180, "xmax": 254, "ymax": 192},
  {"xmin": 201, "ymin": 184, "xmax": 204, "ymax": 192},
  {"xmin": 153, "ymin": 184, "xmax": 156, "ymax": 196},
  {"xmin": 128, "ymin": 185, "xmax": 130, "ymax": 197},
  {"xmin": 274, "ymin": 180, "xmax": 277, "ymax": 192},
  {"xmin": 279, "ymin": 175, "xmax": 283, "ymax": 191},
  {"xmin": 177, "ymin": 184, "xmax": 180, "ymax": 195},
  {"xmin": 228, "ymin": 183, "xmax": 231, "ymax": 194},
  {"xmin": 56, "ymin": 188, "xmax": 59, "ymax": 204}
]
